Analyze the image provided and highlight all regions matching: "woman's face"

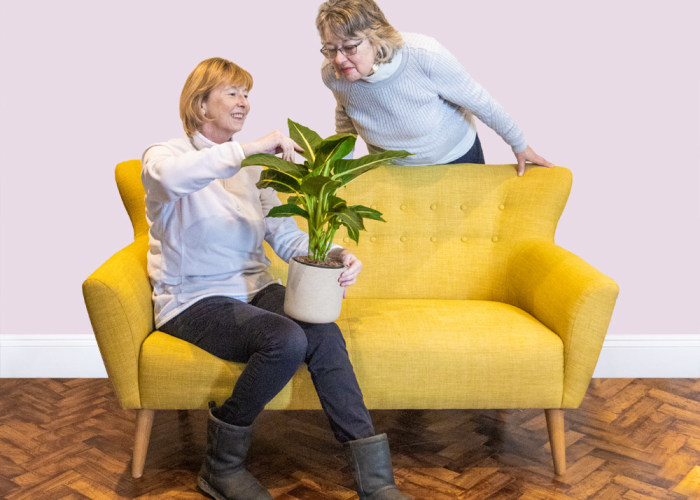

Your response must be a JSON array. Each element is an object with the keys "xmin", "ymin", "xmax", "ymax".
[
  {"xmin": 199, "ymin": 84, "xmax": 250, "ymax": 144},
  {"xmin": 321, "ymin": 28, "xmax": 376, "ymax": 82}
]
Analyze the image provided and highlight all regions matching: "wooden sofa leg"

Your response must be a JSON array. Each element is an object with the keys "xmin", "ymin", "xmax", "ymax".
[
  {"xmin": 544, "ymin": 409, "xmax": 566, "ymax": 475},
  {"xmin": 132, "ymin": 409, "xmax": 155, "ymax": 478}
]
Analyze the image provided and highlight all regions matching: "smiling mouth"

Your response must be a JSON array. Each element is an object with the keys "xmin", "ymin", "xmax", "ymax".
[{"xmin": 232, "ymin": 113, "xmax": 245, "ymax": 119}]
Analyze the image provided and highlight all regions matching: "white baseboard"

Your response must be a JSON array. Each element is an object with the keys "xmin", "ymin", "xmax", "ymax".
[
  {"xmin": 592, "ymin": 334, "xmax": 700, "ymax": 378},
  {"xmin": 0, "ymin": 334, "xmax": 108, "ymax": 378},
  {"xmin": 0, "ymin": 334, "xmax": 698, "ymax": 378}
]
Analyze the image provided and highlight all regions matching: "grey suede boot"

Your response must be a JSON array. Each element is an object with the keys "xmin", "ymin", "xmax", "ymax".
[
  {"xmin": 344, "ymin": 434, "xmax": 411, "ymax": 500},
  {"xmin": 198, "ymin": 405, "xmax": 272, "ymax": 500}
]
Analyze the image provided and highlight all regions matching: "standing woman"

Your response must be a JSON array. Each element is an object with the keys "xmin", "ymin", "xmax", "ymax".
[
  {"xmin": 317, "ymin": 0, "xmax": 553, "ymax": 175},
  {"xmin": 142, "ymin": 57, "xmax": 410, "ymax": 500}
]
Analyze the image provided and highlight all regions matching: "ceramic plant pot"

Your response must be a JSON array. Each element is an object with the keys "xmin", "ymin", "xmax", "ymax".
[{"xmin": 284, "ymin": 257, "xmax": 345, "ymax": 323}]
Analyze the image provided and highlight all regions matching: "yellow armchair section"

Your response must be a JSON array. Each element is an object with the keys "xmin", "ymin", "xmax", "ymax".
[
  {"xmin": 506, "ymin": 239, "xmax": 620, "ymax": 407},
  {"xmin": 82, "ymin": 238, "xmax": 152, "ymax": 409}
]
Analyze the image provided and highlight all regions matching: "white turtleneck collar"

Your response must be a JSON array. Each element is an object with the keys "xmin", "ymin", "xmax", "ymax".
[
  {"xmin": 190, "ymin": 130, "xmax": 234, "ymax": 150},
  {"xmin": 361, "ymin": 49, "xmax": 404, "ymax": 83}
]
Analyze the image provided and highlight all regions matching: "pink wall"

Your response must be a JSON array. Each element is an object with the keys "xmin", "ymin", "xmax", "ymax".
[{"xmin": 1, "ymin": 0, "xmax": 698, "ymax": 335}]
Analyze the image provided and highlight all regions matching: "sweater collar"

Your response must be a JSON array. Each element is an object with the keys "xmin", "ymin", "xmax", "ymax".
[
  {"xmin": 190, "ymin": 130, "xmax": 232, "ymax": 150},
  {"xmin": 361, "ymin": 49, "xmax": 404, "ymax": 83}
]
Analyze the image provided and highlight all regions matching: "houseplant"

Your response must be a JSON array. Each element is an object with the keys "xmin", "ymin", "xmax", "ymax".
[{"xmin": 241, "ymin": 119, "xmax": 410, "ymax": 322}]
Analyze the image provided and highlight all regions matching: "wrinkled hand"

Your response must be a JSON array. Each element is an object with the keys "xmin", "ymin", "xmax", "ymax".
[
  {"xmin": 514, "ymin": 146, "xmax": 554, "ymax": 177},
  {"xmin": 328, "ymin": 248, "xmax": 362, "ymax": 298},
  {"xmin": 241, "ymin": 130, "xmax": 303, "ymax": 162}
]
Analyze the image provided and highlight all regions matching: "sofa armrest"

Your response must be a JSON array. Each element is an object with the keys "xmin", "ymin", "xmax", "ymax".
[
  {"xmin": 505, "ymin": 239, "xmax": 619, "ymax": 408},
  {"xmin": 82, "ymin": 237, "xmax": 154, "ymax": 409}
]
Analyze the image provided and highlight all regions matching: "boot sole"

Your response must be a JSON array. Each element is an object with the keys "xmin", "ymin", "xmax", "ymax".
[{"xmin": 198, "ymin": 476, "xmax": 227, "ymax": 500}]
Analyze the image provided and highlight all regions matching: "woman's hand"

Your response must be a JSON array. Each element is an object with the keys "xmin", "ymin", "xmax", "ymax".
[
  {"xmin": 241, "ymin": 130, "xmax": 303, "ymax": 161},
  {"xmin": 328, "ymin": 248, "xmax": 362, "ymax": 297},
  {"xmin": 514, "ymin": 146, "xmax": 554, "ymax": 176}
]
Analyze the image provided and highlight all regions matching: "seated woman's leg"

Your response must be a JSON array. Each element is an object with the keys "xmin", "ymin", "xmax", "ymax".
[
  {"xmin": 251, "ymin": 284, "xmax": 374, "ymax": 443},
  {"xmin": 160, "ymin": 295, "xmax": 307, "ymax": 426},
  {"xmin": 252, "ymin": 284, "xmax": 409, "ymax": 498},
  {"xmin": 302, "ymin": 321, "xmax": 375, "ymax": 442},
  {"xmin": 160, "ymin": 294, "xmax": 305, "ymax": 499},
  {"xmin": 253, "ymin": 284, "xmax": 410, "ymax": 498}
]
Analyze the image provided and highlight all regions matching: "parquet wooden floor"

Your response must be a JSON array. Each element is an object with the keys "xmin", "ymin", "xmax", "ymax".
[{"xmin": 0, "ymin": 378, "xmax": 698, "ymax": 499}]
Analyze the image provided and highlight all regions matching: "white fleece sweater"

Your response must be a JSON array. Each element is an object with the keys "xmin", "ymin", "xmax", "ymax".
[
  {"xmin": 142, "ymin": 132, "xmax": 309, "ymax": 327},
  {"xmin": 322, "ymin": 32, "xmax": 528, "ymax": 165}
]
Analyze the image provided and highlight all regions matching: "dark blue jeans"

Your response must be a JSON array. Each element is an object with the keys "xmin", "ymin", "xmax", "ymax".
[
  {"xmin": 449, "ymin": 134, "xmax": 485, "ymax": 164},
  {"xmin": 159, "ymin": 284, "xmax": 374, "ymax": 443}
]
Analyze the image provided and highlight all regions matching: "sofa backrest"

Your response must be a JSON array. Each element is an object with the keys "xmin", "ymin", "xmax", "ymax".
[
  {"xmin": 116, "ymin": 159, "xmax": 149, "ymax": 239},
  {"xmin": 290, "ymin": 164, "xmax": 573, "ymax": 301},
  {"xmin": 111, "ymin": 160, "xmax": 572, "ymax": 304}
]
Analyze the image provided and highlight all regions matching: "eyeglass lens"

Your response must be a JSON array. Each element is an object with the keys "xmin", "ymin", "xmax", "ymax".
[{"xmin": 321, "ymin": 41, "xmax": 362, "ymax": 58}]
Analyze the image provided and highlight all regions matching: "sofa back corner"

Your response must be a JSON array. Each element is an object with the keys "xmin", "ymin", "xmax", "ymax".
[{"xmin": 328, "ymin": 164, "xmax": 572, "ymax": 299}]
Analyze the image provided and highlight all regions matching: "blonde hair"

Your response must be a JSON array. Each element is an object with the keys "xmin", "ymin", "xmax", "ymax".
[
  {"xmin": 179, "ymin": 57, "xmax": 254, "ymax": 136},
  {"xmin": 316, "ymin": 0, "xmax": 403, "ymax": 63}
]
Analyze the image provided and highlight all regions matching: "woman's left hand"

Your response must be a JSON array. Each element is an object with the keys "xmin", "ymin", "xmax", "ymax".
[
  {"xmin": 514, "ymin": 146, "xmax": 554, "ymax": 176},
  {"xmin": 328, "ymin": 248, "xmax": 362, "ymax": 297}
]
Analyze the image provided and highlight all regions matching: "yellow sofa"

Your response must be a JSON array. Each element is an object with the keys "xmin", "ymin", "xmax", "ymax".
[{"xmin": 83, "ymin": 159, "xmax": 618, "ymax": 478}]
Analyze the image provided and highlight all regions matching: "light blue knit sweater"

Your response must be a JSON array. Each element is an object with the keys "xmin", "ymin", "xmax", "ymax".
[{"xmin": 322, "ymin": 33, "xmax": 528, "ymax": 165}]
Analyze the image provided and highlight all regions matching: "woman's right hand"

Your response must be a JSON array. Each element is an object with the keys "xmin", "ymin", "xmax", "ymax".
[
  {"xmin": 241, "ymin": 130, "xmax": 303, "ymax": 162},
  {"xmin": 514, "ymin": 146, "xmax": 554, "ymax": 177}
]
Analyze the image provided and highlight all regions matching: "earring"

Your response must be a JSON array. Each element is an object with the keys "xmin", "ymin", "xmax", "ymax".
[{"xmin": 371, "ymin": 63, "xmax": 379, "ymax": 73}]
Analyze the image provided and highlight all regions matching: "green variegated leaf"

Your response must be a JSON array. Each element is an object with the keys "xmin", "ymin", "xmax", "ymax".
[
  {"xmin": 332, "ymin": 207, "xmax": 365, "ymax": 244},
  {"xmin": 253, "ymin": 118, "xmax": 405, "ymax": 261},
  {"xmin": 313, "ymin": 134, "xmax": 356, "ymax": 171},
  {"xmin": 288, "ymin": 119, "xmax": 322, "ymax": 165},
  {"xmin": 344, "ymin": 223, "xmax": 361, "ymax": 244},
  {"xmin": 242, "ymin": 154, "xmax": 307, "ymax": 178},
  {"xmin": 301, "ymin": 176, "xmax": 342, "ymax": 198},
  {"xmin": 327, "ymin": 195, "xmax": 347, "ymax": 212},
  {"xmin": 256, "ymin": 169, "xmax": 301, "ymax": 194},
  {"xmin": 340, "ymin": 206, "xmax": 365, "ymax": 228},
  {"xmin": 332, "ymin": 149, "xmax": 411, "ymax": 185},
  {"xmin": 350, "ymin": 204, "xmax": 385, "ymax": 222},
  {"xmin": 267, "ymin": 203, "xmax": 309, "ymax": 219}
]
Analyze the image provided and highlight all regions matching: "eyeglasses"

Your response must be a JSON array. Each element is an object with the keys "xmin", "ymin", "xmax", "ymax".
[{"xmin": 320, "ymin": 40, "xmax": 365, "ymax": 59}]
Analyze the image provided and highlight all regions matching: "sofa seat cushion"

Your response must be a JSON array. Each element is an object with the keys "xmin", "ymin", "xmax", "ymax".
[
  {"xmin": 139, "ymin": 299, "xmax": 563, "ymax": 410},
  {"xmin": 336, "ymin": 299, "xmax": 564, "ymax": 409},
  {"xmin": 139, "ymin": 331, "xmax": 246, "ymax": 409}
]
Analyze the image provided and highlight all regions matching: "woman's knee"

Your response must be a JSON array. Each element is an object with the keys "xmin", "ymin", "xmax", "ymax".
[{"xmin": 258, "ymin": 315, "xmax": 308, "ymax": 362}]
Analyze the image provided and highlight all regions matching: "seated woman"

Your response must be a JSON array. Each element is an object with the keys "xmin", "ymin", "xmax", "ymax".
[
  {"xmin": 141, "ymin": 57, "xmax": 410, "ymax": 500},
  {"xmin": 316, "ymin": 0, "xmax": 553, "ymax": 175}
]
